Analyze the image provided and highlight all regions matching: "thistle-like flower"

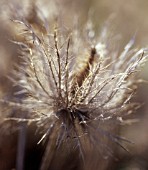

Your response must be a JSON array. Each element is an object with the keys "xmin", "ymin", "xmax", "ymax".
[{"xmin": 1, "ymin": 4, "xmax": 148, "ymax": 170}]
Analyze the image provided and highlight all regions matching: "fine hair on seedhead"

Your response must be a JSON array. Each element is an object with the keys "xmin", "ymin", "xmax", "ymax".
[{"xmin": 0, "ymin": 2, "xmax": 148, "ymax": 170}]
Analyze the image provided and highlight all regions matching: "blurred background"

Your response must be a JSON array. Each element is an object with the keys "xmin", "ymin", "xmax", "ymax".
[{"xmin": 0, "ymin": 0, "xmax": 148, "ymax": 169}]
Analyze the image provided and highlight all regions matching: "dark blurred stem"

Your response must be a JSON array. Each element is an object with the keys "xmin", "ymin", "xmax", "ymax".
[
  {"xmin": 40, "ymin": 123, "xmax": 57, "ymax": 170},
  {"xmin": 16, "ymin": 122, "xmax": 27, "ymax": 170}
]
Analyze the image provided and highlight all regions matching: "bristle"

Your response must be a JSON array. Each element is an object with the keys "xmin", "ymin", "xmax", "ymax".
[{"xmin": 71, "ymin": 47, "xmax": 98, "ymax": 95}]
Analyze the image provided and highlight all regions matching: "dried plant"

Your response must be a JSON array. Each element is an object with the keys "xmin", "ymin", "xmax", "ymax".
[{"xmin": 0, "ymin": 3, "xmax": 148, "ymax": 170}]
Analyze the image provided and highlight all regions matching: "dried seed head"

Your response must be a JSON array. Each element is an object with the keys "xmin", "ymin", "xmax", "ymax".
[{"xmin": 0, "ymin": 4, "xmax": 148, "ymax": 170}]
